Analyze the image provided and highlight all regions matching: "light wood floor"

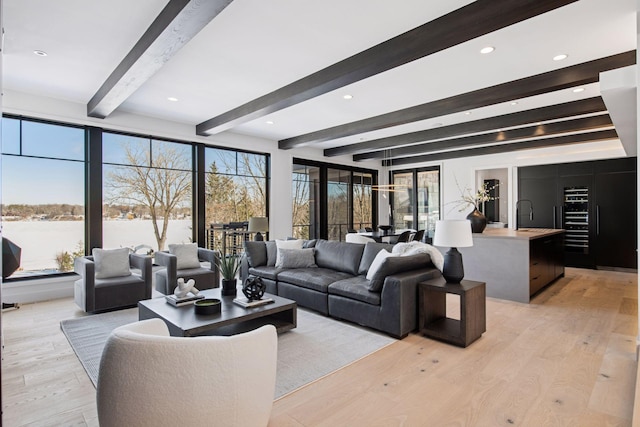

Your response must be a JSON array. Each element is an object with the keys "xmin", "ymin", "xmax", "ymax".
[{"xmin": 1, "ymin": 268, "xmax": 637, "ymax": 426}]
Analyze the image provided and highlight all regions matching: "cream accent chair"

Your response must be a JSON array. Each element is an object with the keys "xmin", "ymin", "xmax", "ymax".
[
  {"xmin": 97, "ymin": 319, "xmax": 278, "ymax": 427},
  {"xmin": 345, "ymin": 233, "xmax": 376, "ymax": 244}
]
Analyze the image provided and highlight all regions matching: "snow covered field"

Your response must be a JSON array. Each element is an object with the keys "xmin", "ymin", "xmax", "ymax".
[{"xmin": 2, "ymin": 219, "xmax": 192, "ymax": 271}]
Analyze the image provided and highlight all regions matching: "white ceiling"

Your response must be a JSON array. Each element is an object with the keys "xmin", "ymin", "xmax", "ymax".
[{"xmin": 2, "ymin": 0, "xmax": 637, "ymax": 158}]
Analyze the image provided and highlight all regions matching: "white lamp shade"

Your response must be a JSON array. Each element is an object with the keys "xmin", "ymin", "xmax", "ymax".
[
  {"xmin": 248, "ymin": 217, "xmax": 269, "ymax": 233},
  {"xmin": 433, "ymin": 220, "xmax": 473, "ymax": 248}
]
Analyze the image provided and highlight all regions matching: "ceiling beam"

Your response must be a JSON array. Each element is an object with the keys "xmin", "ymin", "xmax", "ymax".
[
  {"xmin": 325, "ymin": 97, "xmax": 606, "ymax": 158},
  {"xmin": 386, "ymin": 129, "xmax": 619, "ymax": 166},
  {"xmin": 281, "ymin": 51, "xmax": 635, "ymax": 149},
  {"xmin": 354, "ymin": 114, "xmax": 612, "ymax": 161},
  {"xmin": 87, "ymin": 0, "xmax": 234, "ymax": 119},
  {"xmin": 196, "ymin": 0, "xmax": 577, "ymax": 136}
]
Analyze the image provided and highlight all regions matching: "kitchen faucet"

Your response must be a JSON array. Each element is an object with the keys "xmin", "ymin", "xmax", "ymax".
[{"xmin": 515, "ymin": 199, "xmax": 534, "ymax": 230}]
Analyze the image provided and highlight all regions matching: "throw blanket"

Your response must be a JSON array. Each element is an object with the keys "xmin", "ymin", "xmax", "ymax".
[{"xmin": 392, "ymin": 241, "xmax": 444, "ymax": 272}]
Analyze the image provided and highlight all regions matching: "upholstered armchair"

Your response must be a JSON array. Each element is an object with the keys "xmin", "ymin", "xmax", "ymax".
[
  {"xmin": 97, "ymin": 319, "xmax": 277, "ymax": 427},
  {"xmin": 154, "ymin": 243, "xmax": 219, "ymax": 295},
  {"xmin": 74, "ymin": 248, "xmax": 152, "ymax": 313}
]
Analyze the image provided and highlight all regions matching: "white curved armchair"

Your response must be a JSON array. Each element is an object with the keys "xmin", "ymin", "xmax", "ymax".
[
  {"xmin": 345, "ymin": 233, "xmax": 376, "ymax": 244},
  {"xmin": 97, "ymin": 319, "xmax": 277, "ymax": 427}
]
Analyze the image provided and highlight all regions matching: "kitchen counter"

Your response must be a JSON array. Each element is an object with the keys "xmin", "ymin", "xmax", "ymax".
[
  {"xmin": 449, "ymin": 228, "xmax": 565, "ymax": 303},
  {"xmin": 472, "ymin": 228, "xmax": 565, "ymax": 240}
]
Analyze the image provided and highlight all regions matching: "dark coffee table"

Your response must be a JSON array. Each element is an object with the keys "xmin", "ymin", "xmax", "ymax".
[{"xmin": 138, "ymin": 288, "xmax": 297, "ymax": 337}]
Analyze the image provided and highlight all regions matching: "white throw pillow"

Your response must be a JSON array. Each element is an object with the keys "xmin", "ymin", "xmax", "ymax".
[
  {"xmin": 169, "ymin": 243, "xmax": 202, "ymax": 270},
  {"xmin": 365, "ymin": 249, "xmax": 396, "ymax": 281},
  {"xmin": 275, "ymin": 239, "xmax": 304, "ymax": 267},
  {"xmin": 93, "ymin": 248, "xmax": 132, "ymax": 279}
]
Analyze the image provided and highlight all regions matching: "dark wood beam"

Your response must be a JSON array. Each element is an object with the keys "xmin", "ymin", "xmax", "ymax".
[
  {"xmin": 281, "ymin": 51, "xmax": 635, "ymax": 149},
  {"xmin": 87, "ymin": 0, "xmax": 233, "ymax": 119},
  {"xmin": 325, "ymin": 97, "xmax": 606, "ymax": 158},
  {"xmin": 197, "ymin": 0, "xmax": 577, "ymax": 136},
  {"xmin": 354, "ymin": 114, "xmax": 612, "ymax": 161},
  {"xmin": 386, "ymin": 129, "xmax": 619, "ymax": 166}
]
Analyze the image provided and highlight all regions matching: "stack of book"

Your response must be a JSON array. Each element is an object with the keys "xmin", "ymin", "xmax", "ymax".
[
  {"xmin": 165, "ymin": 293, "xmax": 205, "ymax": 307},
  {"xmin": 232, "ymin": 297, "xmax": 274, "ymax": 308}
]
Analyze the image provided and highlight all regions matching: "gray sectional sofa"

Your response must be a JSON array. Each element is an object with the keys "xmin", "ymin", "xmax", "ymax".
[{"xmin": 241, "ymin": 239, "xmax": 441, "ymax": 338}]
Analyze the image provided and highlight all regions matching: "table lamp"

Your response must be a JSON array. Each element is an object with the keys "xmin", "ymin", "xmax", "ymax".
[
  {"xmin": 433, "ymin": 220, "xmax": 473, "ymax": 283},
  {"xmin": 248, "ymin": 217, "xmax": 269, "ymax": 241}
]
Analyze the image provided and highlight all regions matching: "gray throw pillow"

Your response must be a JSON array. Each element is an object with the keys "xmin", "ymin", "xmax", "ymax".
[
  {"xmin": 277, "ymin": 248, "xmax": 317, "ymax": 269},
  {"xmin": 358, "ymin": 242, "xmax": 394, "ymax": 275},
  {"xmin": 265, "ymin": 241, "xmax": 277, "ymax": 266},
  {"xmin": 244, "ymin": 241, "xmax": 267, "ymax": 267},
  {"xmin": 168, "ymin": 243, "xmax": 202, "ymax": 270},
  {"xmin": 92, "ymin": 248, "xmax": 132, "ymax": 279},
  {"xmin": 367, "ymin": 253, "xmax": 431, "ymax": 292}
]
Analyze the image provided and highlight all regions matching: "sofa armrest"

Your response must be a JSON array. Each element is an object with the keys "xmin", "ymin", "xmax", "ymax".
[
  {"xmin": 129, "ymin": 253, "xmax": 153, "ymax": 297},
  {"xmin": 197, "ymin": 248, "xmax": 218, "ymax": 271},
  {"xmin": 379, "ymin": 267, "xmax": 442, "ymax": 338},
  {"xmin": 155, "ymin": 251, "xmax": 177, "ymax": 286}
]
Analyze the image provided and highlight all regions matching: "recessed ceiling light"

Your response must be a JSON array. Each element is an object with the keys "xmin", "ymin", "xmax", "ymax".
[
  {"xmin": 265, "ymin": 120, "xmax": 274, "ymax": 125},
  {"xmin": 343, "ymin": 94, "xmax": 353, "ymax": 100},
  {"xmin": 33, "ymin": 50, "xmax": 48, "ymax": 57},
  {"xmin": 167, "ymin": 97, "xmax": 178, "ymax": 102},
  {"xmin": 553, "ymin": 54, "xmax": 568, "ymax": 61},
  {"xmin": 572, "ymin": 87, "xmax": 585, "ymax": 93},
  {"xmin": 480, "ymin": 46, "xmax": 495, "ymax": 54}
]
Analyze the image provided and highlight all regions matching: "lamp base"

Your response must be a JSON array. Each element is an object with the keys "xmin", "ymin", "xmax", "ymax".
[
  {"xmin": 254, "ymin": 232, "xmax": 264, "ymax": 241},
  {"xmin": 442, "ymin": 247, "xmax": 464, "ymax": 283}
]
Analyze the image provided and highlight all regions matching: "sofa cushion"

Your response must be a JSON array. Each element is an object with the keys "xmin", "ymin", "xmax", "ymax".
[
  {"xmin": 275, "ymin": 239, "xmax": 304, "ymax": 266},
  {"xmin": 277, "ymin": 268, "xmax": 353, "ymax": 293},
  {"xmin": 92, "ymin": 248, "xmax": 132, "ymax": 279},
  {"xmin": 328, "ymin": 276, "xmax": 381, "ymax": 306},
  {"xmin": 314, "ymin": 239, "xmax": 365, "ymax": 276},
  {"xmin": 168, "ymin": 243, "xmax": 201, "ymax": 270},
  {"xmin": 266, "ymin": 241, "xmax": 277, "ymax": 266},
  {"xmin": 358, "ymin": 242, "xmax": 394, "ymax": 275},
  {"xmin": 248, "ymin": 265, "xmax": 281, "ymax": 281},
  {"xmin": 277, "ymin": 248, "xmax": 317, "ymax": 269},
  {"xmin": 367, "ymin": 252, "xmax": 432, "ymax": 292},
  {"xmin": 244, "ymin": 241, "xmax": 267, "ymax": 268}
]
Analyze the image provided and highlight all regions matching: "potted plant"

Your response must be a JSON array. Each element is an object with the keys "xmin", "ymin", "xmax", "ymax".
[{"xmin": 217, "ymin": 253, "xmax": 241, "ymax": 296}]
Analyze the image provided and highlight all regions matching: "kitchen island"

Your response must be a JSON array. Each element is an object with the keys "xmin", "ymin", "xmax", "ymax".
[{"xmin": 456, "ymin": 228, "xmax": 565, "ymax": 303}]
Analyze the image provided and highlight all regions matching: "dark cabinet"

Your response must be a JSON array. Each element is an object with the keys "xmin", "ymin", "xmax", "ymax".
[
  {"xmin": 518, "ymin": 165, "xmax": 557, "ymax": 229},
  {"xmin": 518, "ymin": 157, "xmax": 636, "ymax": 270},
  {"xmin": 529, "ymin": 234, "xmax": 565, "ymax": 296},
  {"xmin": 594, "ymin": 162, "xmax": 637, "ymax": 269}
]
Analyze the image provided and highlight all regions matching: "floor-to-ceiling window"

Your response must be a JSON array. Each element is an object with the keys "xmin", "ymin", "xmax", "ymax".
[
  {"xmin": 1, "ymin": 114, "xmax": 270, "ymax": 279},
  {"xmin": 391, "ymin": 166, "xmax": 440, "ymax": 240},
  {"xmin": 205, "ymin": 147, "xmax": 268, "ymax": 252},
  {"xmin": 1, "ymin": 117, "xmax": 85, "ymax": 276},
  {"xmin": 102, "ymin": 132, "xmax": 193, "ymax": 252},
  {"xmin": 291, "ymin": 163, "xmax": 320, "ymax": 240},
  {"xmin": 292, "ymin": 159, "xmax": 377, "ymax": 241}
]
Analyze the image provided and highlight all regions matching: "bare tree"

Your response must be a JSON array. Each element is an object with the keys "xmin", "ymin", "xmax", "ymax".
[{"xmin": 105, "ymin": 143, "xmax": 191, "ymax": 251}]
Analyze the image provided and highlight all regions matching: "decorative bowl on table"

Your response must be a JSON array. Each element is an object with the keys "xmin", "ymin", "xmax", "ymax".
[{"xmin": 194, "ymin": 298, "xmax": 221, "ymax": 315}]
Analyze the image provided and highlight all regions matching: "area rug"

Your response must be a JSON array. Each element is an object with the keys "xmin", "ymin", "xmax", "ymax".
[{"xmin": 60, "ymin": 307, "xmax": 395, "ymax": 398}]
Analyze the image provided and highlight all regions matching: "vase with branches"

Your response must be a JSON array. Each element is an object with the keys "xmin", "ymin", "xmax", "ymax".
[{"xmin": 450, "ymin": 177, "xmax": 499, "ymax": 233}]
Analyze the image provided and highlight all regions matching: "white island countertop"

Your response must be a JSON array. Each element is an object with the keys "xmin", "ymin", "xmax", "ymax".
[{"xmin": 473, "ymin": 228, "xmax": 564, "ymax": 240}]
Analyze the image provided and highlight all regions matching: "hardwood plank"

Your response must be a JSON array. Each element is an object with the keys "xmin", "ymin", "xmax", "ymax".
[
  {"xmin": 1, "ymin": 267, "xmax": 637, "ymax": 426},
  {"xmin": 197, "ymin": 0, "xmax": 578, "ymax": 136}
]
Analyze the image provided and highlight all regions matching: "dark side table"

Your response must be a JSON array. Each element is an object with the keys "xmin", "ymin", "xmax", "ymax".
[{"xmin": 418, "ymin": 277, "xmax": 486, "ymax": 347}]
